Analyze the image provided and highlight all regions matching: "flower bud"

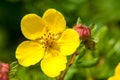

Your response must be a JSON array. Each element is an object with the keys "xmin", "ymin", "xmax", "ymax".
[
  {"xmin": 73, "ymin": 24, "xmax": 91, "ymax": 40},
  {"xmin": 0, "ymin": 62, "xmax": 10, "ymax": 80}
]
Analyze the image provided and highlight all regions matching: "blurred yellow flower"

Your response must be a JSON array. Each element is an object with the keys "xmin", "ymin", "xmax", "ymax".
[
  {"xmin": 108, "ymin": 76, "xmax": 120, "ymax": 80},
  {"xmin": 115, "ymin": 63, "xmax": 120, "ymax": 75},
  {"xmin": 16, "ymin": 9, "xmax": 80, "ymax": 77},
  {"xmin": 108, "ymin": 63, "xmax": 120, "ymax": 80}
]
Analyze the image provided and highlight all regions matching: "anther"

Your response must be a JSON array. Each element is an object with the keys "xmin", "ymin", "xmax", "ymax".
[
  {"xmin": 52, "ymin": 38, "xmax": 55, "ymax": 40},
  {"xmin": 49, "ymin": 45, "xmax": 52, "ymax": 48},
  {"xmin": 42, "ymin": 46, "xmax": 45, "ymax": 48},
  {"xmin": 49, "ymin": 33, "xmax": 51, "ymax": 35},
  {"xmin": 44, "ymin": 34, "xmax": 46, "ymax": 36},
  {"xmin": 41, "ymin": 36, "xmax": 43, "ymax": 39},
  {"xmin": 48, "ymin": 35, "xmax": 50, "ymax": 37},
  {"xmin": 50, "ymin": 37, "xmax": 52, "ymax": 39},
  {"xmin": 51, "ymin": 42, "xmax": 53, "ymax": 44},
  {"xmin": 52, "ymin": 34, "xmax": 54, "ymax": 36}
]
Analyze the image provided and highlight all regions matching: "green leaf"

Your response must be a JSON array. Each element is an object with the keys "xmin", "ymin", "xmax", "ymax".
[
  {"xmin": 76, "ymin": 17, "xmax": 82, "ymax": 24},
  {"xmin": 77, "ymin": 47, "xmax": 86, "ymax": 60},
  {"xmin": 94, "ymin": 26, "xmax": 108, "ymax": 42},
  {"xmin": 89, "ymin": 23, "xmax": 95, "ymax": 30},
  {"xmin": 9, "ymin": 61, "xmax": 19, "ymax": 78},
  {"xmin": 76, "ymin": 57, "xmax": 99, "ymax": 68}
]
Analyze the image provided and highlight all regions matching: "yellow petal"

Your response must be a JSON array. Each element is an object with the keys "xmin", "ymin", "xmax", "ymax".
[
  {"xmin": 58, "ymin": 29, "xmax": 80, "ymax": 55},
  {"xmin": 21, "ymin": 14, "xmax": 47, "ymax": 40},
  {"xmin": 108, "ymin": 76, "xmax": 120, "ymax": 80},
  {"xmin": 41, "ymin": 53, "xmax": 67, "ymax": 77},
  {"xmin": 115, "ymin": 63, "xmax": 120, "ymax": 75},
  {"xmin": 16, "ymin": 41, "xmax": 45, "ymax": 67},
  {"xmin": 42, "ymin": 9, "xmax": 66, "ymax": 34},
  {"xmin": 108, "ymin": 76, "xmax": 115, "ymax": 80}
]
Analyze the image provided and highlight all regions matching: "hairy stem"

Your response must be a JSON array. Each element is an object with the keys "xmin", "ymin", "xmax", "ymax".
[{"xmin": 58, "ymin": 51, "xmax": 78, "ymax": 80}]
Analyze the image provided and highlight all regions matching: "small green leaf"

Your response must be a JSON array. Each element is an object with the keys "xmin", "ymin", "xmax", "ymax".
[
  {"xmin": 77, "ymin": 48, "xmax": 86, "ymax": 60},
  {"xmin": 76, "ymin": 17, "xmax": 82, "ymax": 24},
  {"xmin": 76, "ymin": 57, "xmax": 99, "ymax": 68},
  {"xmin": 9, "ymin": 61, "xmax": 19, "ymax": 78},
  {"xmin": 89, "ymin": 23, "xmax": 95, "ymax": 30}
]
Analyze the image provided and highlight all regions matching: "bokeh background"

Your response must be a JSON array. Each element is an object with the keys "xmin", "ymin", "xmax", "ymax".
[{"xmin": 0, "ymin": 0, "xmax": 120, "ymax": 80}]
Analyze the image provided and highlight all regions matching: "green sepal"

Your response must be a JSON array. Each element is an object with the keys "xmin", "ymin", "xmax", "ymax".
[
  {"xmin": 89, "ymin": 23, "xmax": 95, "ymax": 30},
  {"xmin": 76, "ymin": 17, "xmax": 82, "ymax": 24},
  {"xmin": 9, "ymin": 61, "xmax": 19, "ymax": 78}
]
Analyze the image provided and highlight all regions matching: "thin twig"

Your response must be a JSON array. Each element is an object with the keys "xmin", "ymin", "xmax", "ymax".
[{"xmin": 58, "ymin": 52, "xmax": 78, "ymax": 80}]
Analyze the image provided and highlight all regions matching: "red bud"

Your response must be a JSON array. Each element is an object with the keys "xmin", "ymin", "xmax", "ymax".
[
  {"xmin": 0, "ymin": 62, "xmax": 10, "ymax": 80},
  {"xmin": 73, "ymin": 24, "xmax": 91, "ymax": 40}
]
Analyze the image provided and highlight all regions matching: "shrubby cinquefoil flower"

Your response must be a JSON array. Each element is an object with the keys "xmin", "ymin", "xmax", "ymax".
[{"xmin": 16, "ymin": 9, "xmax": 80, "ymax": 77}]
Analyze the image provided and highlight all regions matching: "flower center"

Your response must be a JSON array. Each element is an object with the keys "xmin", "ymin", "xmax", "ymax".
[
  {"xmin": 35, "ymin": 32, "xmax": 61, "ymax": 55},
  {"xmin": 42, "ymin": 32, "xmax": 55, "ymax": 49}
]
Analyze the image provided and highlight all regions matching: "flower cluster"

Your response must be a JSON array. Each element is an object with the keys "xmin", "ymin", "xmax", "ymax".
[
  {"xmin": 108, "ymin": 63, "xmax": 120, "ymax": 80},
  {"xmin": 0, "ymin": 62, "xmax": 10, "ymax": 80},
  {"xmin": 16, "ymin": 9, "xmax": 80, "ymax": 77}
]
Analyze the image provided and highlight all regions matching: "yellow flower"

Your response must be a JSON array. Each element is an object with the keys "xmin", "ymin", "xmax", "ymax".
[
  {"xmin": 108, "ymin": 63, "xmax": 120, "ymax": 80},
  {"xmin": 115, "ymin": 63, "xmax": 120, "ymax": 75},
  {"xmin": 16, "ymin": 9, "xmax": 80, "ymax": 77},
  {"xmin": 108, "ymin": 76, "xmax": 120, "ymax": 80}
]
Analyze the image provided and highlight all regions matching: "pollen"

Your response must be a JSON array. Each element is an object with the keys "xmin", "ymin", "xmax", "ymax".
[{"xmin": 39, "ymin": 32, "xmax": 56, "ymax": 50}]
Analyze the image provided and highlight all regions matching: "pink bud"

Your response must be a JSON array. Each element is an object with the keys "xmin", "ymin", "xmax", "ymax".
[
  {"xmin": 0, "ymin": 62, "xmax": 10, "ymax": 80},
  {"xmin": 73, "ymin": 24, "xmax": 91, "ymax": 40}
]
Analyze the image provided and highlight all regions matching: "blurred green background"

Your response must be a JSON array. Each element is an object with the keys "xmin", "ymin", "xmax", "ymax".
[{"xmin": 0, "ymin": 0, "xmax": 120, "ymax": 80}]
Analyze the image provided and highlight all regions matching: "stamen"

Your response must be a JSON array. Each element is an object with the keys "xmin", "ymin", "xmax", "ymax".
[
  {"xmin": 42, "ymin": 46, "xmax": 45, "ymax": 48},
  {"xmin": 44, "ymin": 34, "xmax": 46, "ymax": 36},
  {"xmin": 49, "ymin": 45, "xmax": 52, "ymax": 48},
  {"xmin": 48, "ymin": 35, "xmax": 50, "ymax": 37},
  {"xmin": 35, "ymin": 32, "xmax": 58, "ymax": 51},
  {"xmin": 45, "ymin": 38, "xmax": 48, "ymax": 40},
  {"xmin": 49, "ymin": 33, "xmax": 51, "ymax": 35},
  {"xmin": 40, "ymin": 36, "xmax": 43, "ymax": 39},
  {"xmin": 50, "ymin": 36, "xmax": 52, "ymax": 39},
  {"xmin": 52, "ymin": 34, "xmax": 54, "ymax": 36},
  {"xmin": 51, "ymin": 42, "xmax": 53, "ymax": 44}
]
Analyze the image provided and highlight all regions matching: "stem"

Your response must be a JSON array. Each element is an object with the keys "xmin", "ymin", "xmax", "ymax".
[{"xmin": 58, "ymin": 52, "xmax": 78, "ymax": 80}]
